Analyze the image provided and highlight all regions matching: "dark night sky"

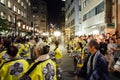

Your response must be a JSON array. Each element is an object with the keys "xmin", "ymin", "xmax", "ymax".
[{"xmin": 45, "ymin": 0, "xmax": 62, "ymax": 25}]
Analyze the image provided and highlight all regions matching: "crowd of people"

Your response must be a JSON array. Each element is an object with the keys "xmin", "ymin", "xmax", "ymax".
[
  {"xmin": 0, "ymin": 32, "xmax": 120, "ymax": 80},
  {"xmin": 0, "ymin": 34, "xmax": 62, "ymax": 80},
  {"xmin": 66, "ymin": 33, "xmax": 120, "ymax": 80}
]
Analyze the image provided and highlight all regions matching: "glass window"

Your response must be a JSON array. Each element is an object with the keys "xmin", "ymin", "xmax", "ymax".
[
  {"xmin": 26, "ymin": 0, "xmax": 28, "ymax": 3},
  {"xmin": 18, "ymin": 9, "xmax": 20, "ymax": 14},
  {"xmin": 21, "ymin": 11, "xmax": 23, "ymax": 16},
  {"xmin": 83, "ymin": 14, "xmax": 87, "ymax": 21},
  {"xmin": 96, "ymin": 1, "xmax": 104, "ymax": 14},
  {"xmin": 8, "ymin": 15, "xmax": 12, "ymax": 21},
  {"xmin": 71, "ymin": 8, "xmax": 75, "ymax": 15},
  {"xmin": 79, "ymin": 5, "xmax": 81, "ymax": 11},
  {"xmin": 29, "ymin": 2, "xmax": 31, "ymax": 6},
  {"xmin": 24, "ymin": 13, "xmax": 26, "ymax": 17},
  {"xmin": 18, "ymin": 0, "xmax": 20, "ymax": 3},
  {"xmin": 0, "ymin": 12, "xmax": 5, "ymax": 19},
  {"xmin": 21, "ymin": 2, "xmax": 23, "ymax": 6},
  {"xmin": 24, "ymin": 6, "xmax": 26, "ymax": 9},
  {"xmin": 8, "ymin": 1, "xmax": 12, "ymax": 8},
  {"xmin": 71, "ymin": 19, "xmax": 75, "ymax": 26},
  {"xmin": 0, "ymin": 0, "xmax": 5, "ymax": 4},
  {"xmin": 89, "ymin": 8, "xmax": 95, "ymax": 18},
  {"xmin": 13, "ymin": 6, "xmax": 17, "ymax": 12}
]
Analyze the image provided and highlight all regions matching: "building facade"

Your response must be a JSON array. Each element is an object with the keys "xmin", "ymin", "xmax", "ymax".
[
  {"xmin": 0, "ymin": 0, "xmax": 32, "ymax": 35},
  {"xmin": 31, "ymin": 0, "xmax": 47, "ymax": 34},
  {"xmin": 65, "ymin": 0, "xmax": 81, "ymax": 36},
  {"xmin": 113, "ymin": 0, "xmax": 120, "ymax": 35},
  {"xmin": 81, "ymin": 0, "xmax": 116, "ymax": 35},
  {"xmin": 59, "ymin": 0, "xmax": 65, "ymax": 31}
]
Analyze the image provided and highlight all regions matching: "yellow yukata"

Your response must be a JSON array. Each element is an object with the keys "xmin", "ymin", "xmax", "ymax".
[
  {"xmin": 0, "ymin": 59, "xmax": 29, "ymax": 80},
  {"xmin": 54, "ymin": 48, "xmax": 62, "ymax": 60},
  {"xmin": 0, "ymin": 50, "xmax": 7, "ymax": 67},
  {"xmin": 74, "ymin": 48, "xmax": 84, "ymax": 68},
  {"xmin": 29, "ymin": 59, "xmax": 57, "ymax": 80}
]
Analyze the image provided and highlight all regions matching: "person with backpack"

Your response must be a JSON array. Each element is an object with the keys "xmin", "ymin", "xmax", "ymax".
[{"xmin": 20, "ymin": 42, "xmax": 57, "ymax": 80}]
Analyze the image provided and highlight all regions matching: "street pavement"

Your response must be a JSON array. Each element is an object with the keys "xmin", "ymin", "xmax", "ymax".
[{"xmin": 50, "ymin": 44, "xmax": 120, "ymax": 80}]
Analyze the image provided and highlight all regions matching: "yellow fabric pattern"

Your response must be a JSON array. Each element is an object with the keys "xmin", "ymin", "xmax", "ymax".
[
  {"xmin": 0, "ymin": 50, "xmax": 7, "ymax": 66},
  {"xmin": 0, "ymin": 59, "xmax": 29, "ymax": 80},
  {"xmin": 13, "ymin": 43, "xmax": 24, "ymax": 56},
  {"xmin": 54, "ymin": 48, "xmax": 62, "ymax": 59},
  {"xmin": 29, "ymin": 59, "xmax": 57, "ymax": 80}
]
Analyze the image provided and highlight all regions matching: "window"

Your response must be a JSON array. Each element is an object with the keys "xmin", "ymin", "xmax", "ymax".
[
  {"xmin": 0, "ymin": 12, "xmax": 5, "ymax": 19},
  {"xmin": 83, "ymin": 14, "xmax": 87, "ymax": 21},
  {"xmin": 21, "ymin": 2, "xmax": 23, "ymax": 6},
  {"xmin": 41, "ymin": 20, "xmax": 45, "ymax": 22},
  {"xmin": 28, "ymin": 2, "xmax": 30, "ymax": 6},
  {"xmin": 8, "ymin": 15, "xmax": 12, "ymax": 21},
  {"xmin": 67, "ymin": 13, "xmax": 71, "ymax": 19},
  {"xmin": 71, "ymin": 19, "xmax": 75, "ymax": 26},
  {"xmin": 71, "ymin": 8, "xmax": 75, "ymax": 15},
  {"xmin": 8, "ymin": 1, "xmax": 12, "ymax": 8},
  {"xmin": 96, "ymin": 1, "xmax": 104, "ymax": 14},
  {"xmin": 89, "ymin": 8, "xmax": 95, "ymax": 18},
  {"xmin": 79, "ymin": 5, "xmax": 81, "ymax": 11},
  {"xmin": 17, "ymin": 0, "xmax": 20, "ymax": 3},
  {"xmin": 0, "ymin": 0, "xmax": 5, "ymax": 4},
  {"xmin": 26, "ymin": 0, "xmax": 28, "ymax": 3},
  {"xmin": 24, "ymin": 6, "xmax": 26, "ymax": 9},
  {"xmin": 82, "ymin": 0, "xmax": 91, "ymax": 8},
  {"xmin": 71, "ymin": 0, "xmax": 73, "ymax": 4},
  {"xmin": 24, "ymin": 13, "xmax": 26, "ymax": 17},
  {"xmin": 21, "ymin": 11, "xmax": 23, "ymax": 16},
  {"xmin": 83, "ymin": 1, "xmax": 104, "ymax": 21},
  {"xmin": 68, "ymin": 23, "xmax": 71, "ymax": 27},
  {"xmin": 18, "ymin": 9, "xmax": 20, "ymax": 14},
  {"xmin": 13, "ymin": 6, "xmax": 17, "ymax": 12}
]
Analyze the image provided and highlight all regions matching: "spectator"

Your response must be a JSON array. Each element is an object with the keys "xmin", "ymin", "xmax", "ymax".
[
  {"xmin": 114, "ymin": 37, "xmax": 120, "ymax": 62},
  {"xmin": 107, "ymin": 38, "xmax": 117, "ymax": 71},
  {"xmin": 99, "ymin": 37, "xmax": 108, "ymax": 55},
  {"xmin": 78, "ymin": 40, "xmax": 108, "ymax": 80}
]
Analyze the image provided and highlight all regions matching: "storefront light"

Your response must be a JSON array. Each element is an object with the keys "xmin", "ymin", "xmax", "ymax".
[
  {"xmin": 23, "ymin": 25, "xmax": 25, "ymax": 29},
  {"xmin": 54, "ymin": 31, "xmax": 61, "ymax": 37},
  {"xmin": 18, "ymin": 22, "xmax": 21, "ymax": 27}
]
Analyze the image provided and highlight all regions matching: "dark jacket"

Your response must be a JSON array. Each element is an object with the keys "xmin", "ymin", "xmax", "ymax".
[
  {"xmin": 99, "ymin": 42, "xmax": 108, "ymax": 55},
  {"xmin": 79, "ymin": 51, "xmax": 108, "ymax": 80}
]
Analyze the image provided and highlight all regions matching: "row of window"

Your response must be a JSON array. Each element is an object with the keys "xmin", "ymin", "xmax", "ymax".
[
  {"xmin": 66, "ymin": 19, "xmax": 75, "ymax": 27},
  {"xmin": 67, "ymin": 7, "xmax": 75, "ymax": 19},
  {"xmin": 0, "ymin": 0, "xmax": 29, "ymax": 18},
  {"xmin": 66, "ymin": 0, "xmax": 74, "ymax": 12},
  {"xmin": 0, "ymin": 12, "xmax": 27, "ymax": 22},
  {"xmin": 0, "ymin": 11, "xmax": 14, "ymax": 22},
  {"xmin": 0, "ymin": 0, "xmax": 30, "ymax": 9},
  {"xmin": 83, "ymin": 1, "xmax": 104, "ymax": 21}
]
